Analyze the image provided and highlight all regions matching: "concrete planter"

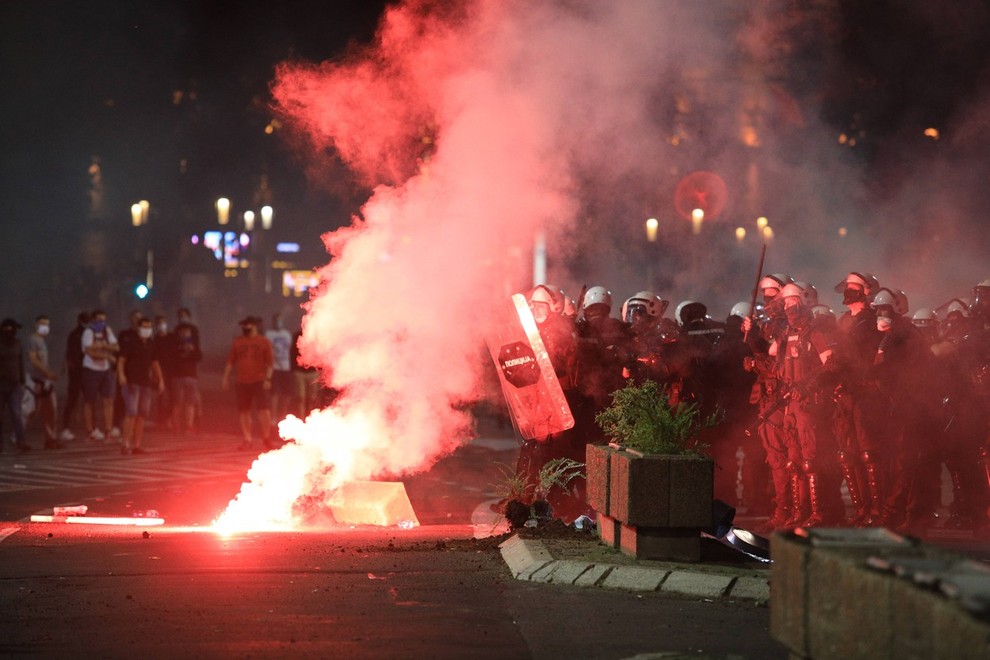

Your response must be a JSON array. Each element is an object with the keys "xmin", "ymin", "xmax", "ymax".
[{"xmin": 586, "ymin": 443, "xmax": 713, "ymax": 562}]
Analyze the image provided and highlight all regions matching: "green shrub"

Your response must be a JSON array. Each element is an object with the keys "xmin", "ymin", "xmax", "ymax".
[{"xmin": 594, "ymin": 380, "xmax": 718, "ymax": 457}]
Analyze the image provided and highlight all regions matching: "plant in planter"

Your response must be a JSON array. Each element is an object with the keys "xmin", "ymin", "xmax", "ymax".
[
  {"xmin": 533, "ymin": 457, "xmax": 585, "ymax": 521},
  {"xmin": 494, "ymin": 458, "xmax": 584, "ymax": 530},
  {"xmin": 594, "ymin": 379, "xmax": 716, "ymax": 457},
  {"xmin": 493, "ymin": 462, "xmax": 533, "ymax": 530},
  {"xmin": 588, "ymin": 379, "xmax": 720, "ymax": 561}
]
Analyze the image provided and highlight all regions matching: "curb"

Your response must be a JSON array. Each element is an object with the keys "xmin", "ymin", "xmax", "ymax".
[{"xmin": 498, "ymin": 534, "xmax": 770, "ymax": 604}]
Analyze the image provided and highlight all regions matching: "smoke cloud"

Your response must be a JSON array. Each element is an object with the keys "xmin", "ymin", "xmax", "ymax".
[{"xmin": 216, "ymin": 0, "xmax": 990, "ymax": 529}]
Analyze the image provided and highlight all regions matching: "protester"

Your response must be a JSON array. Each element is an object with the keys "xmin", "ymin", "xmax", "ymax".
[
  {"xmin": 81, "ymin": 310, "xmax": 119, "ymax": 443},
  {"xmin": 59, "ymin": 311, "xmax": 89, "ymax": 441},
  {"xmin": 265, "ymin": 313, "xmax": 295, "ymax": 422},
  {"xmin": 168, "ymin": 322, "xmax": 202, "ymax": 433},
  {"xmin": 0, "ymin": 318, "xmax": 30, "ymax": 452},
  {"xmin": 26, "ymin": 315, "xmax": 62, "ymax": 449},
  {"xmin": 117, "ymin": 316, "xmax": 165, "ymax": 454},
  {"xmin": 222, "ymin": 316, "xmax": 275, "ymax": 450}
]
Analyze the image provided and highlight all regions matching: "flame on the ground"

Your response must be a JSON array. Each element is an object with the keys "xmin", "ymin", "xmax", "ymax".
[{"xmin": 212, "ymin": 408, "xmax": 381, "ymax": 534}]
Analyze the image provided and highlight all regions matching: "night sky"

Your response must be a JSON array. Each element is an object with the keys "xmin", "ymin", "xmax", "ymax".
[
  {"xmin": 0, "ymin": 0, "xmax": 389, "ymax": 330},
  {"xmin": 3, "ymin": 1, "xmax": 990, "ymax": 341}
]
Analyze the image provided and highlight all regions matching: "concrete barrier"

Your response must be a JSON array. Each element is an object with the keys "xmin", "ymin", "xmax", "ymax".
[{"xmin": 770, "ymin": 527, "xmax": 990, "ymax": 659}]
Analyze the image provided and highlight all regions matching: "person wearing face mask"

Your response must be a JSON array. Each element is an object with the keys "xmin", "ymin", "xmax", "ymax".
[
  {"xmin": 526, "ymin": 285, "xmax": 577, "ymax": 382},
  {"xmin": 620, "ymin": 291, "xmax": 675, "ymax": 388},
  {"xmin": 869, "ymin": 288, "xmax": 940, "ymax": 532},
  {"xmin": 117, "ymin": 316, "xmax": 164, "ymax": 454},
  {"xmin": 222, "ymin": 316, "xmax": 274, "ymax": 450},
  {"xmin": 767, "ymin": 283, "xmax": 840, "ymax": 527},
  {"xmin": 830, "ymin": 272, "xmax": 884, "ymax": 526},
  {"xmin": 938, "ymin": 280, "xmax": 990, "ymax": 531},
  {"xmin": 59, "ymin": 312, "xmax": 89, "ymax": 441},
  {"xmin": 740, "ymin": 273, "xmax": 793, "ymax": 529},
  {"xmin": 27, "ymin": 315, "xmax": 61, "ymax": 449},
  {"xmin": 0, "ymin": 318, "xmax": 30, "ymax": 452},
  {"xmin": 574, "ymin": 286, "xmax": 630, "ymax": 416},
  {"xmin": 516, "ymin": 285, "xmax": 587, "ymax": 524},
  {"xmin": 112, "ymin": 310, "xmax": 144, "ymax": 438},
  {"xmin": 150, "ymin": 315, "xmax": 174, "ymax": 430},
  {"xmin": 81, "ymin": 309, "xmax": 120, "ymax": 443}
]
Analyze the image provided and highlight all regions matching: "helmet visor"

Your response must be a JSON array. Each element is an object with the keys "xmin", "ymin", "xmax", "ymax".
[{"xmin": 624, "ymin": 304, "xmax": 649, "ymax": 324}]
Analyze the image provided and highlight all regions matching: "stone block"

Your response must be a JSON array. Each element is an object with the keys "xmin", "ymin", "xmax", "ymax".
[
  {"xmin": 327, "ymin": 480, "xmax": 419, "ymax": 527},
  {"xmin": 573, "ymin": 563, "xmax": 613, "ymax": 587},
  {"xmin": 608, "ymin": 452, "xmax": 713, "ymax": 528},
  {"xmin": 619, "ymin": 521, "xmax": 700, "ymax": 562},
  {"xmin": 807, "ymin": 551, "xmax": 895, "ymax": 658},
  {"xmin": 728, "ymin": 576, "xmax": 770, "ymax": 603},
  {"xmin": 667, "ymin": 456, "xmax": 714, "ymax": 527},
  {"xmin": 546, "ymin": 560, "xmax": 594, "ymax": 585},
  {"xmin": 609, "ymin": 450, "xmax": 669, "ymax": 526},
  {"xmin": 601, "ymin": 565, "xmax": 668, "ymax": 592},
  {"xmin": 930, "ymin": 591, "xmax": 990, "ymax": 660},
  {"xmin": 585, "ymin": 443, "xmax": 611, "ymax": 516},
  {"xmin": 528, "ymin": 561, "xmax": 560, "ymax": 583},
  {"xmin": 597, "ymin": 512, "xmax": 620, "ymax": 549},
  {"xmin": 660, "ymin": 571, "xmax": 733, "ymax": 599},
  {"xmin": 498, "ymin": 535, "xmax": 553, "ymax": 579},
  {"xmin": 769, "ymin": 531, "xmax": 811, "ymax": 657}
]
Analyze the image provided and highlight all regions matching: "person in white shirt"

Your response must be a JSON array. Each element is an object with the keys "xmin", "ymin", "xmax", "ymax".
[
  {"xmin": 265, "ymin": 313, "xmax": 295, "ymax": 421},
  {"xmin": 80, "ymin": 310, "xmax": 119, "ymax": 443}
]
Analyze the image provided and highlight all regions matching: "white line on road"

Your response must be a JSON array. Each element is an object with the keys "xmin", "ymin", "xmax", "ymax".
[{"xmin": 0, "ymin": 526, "xmax": 21, "ymax": 543}]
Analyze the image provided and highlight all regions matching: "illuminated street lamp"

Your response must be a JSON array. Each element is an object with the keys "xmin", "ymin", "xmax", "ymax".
[
  {"xmin": 756, "ymin": 216, "xmax": 768, "ymax": 230},
  {"xmin": 735, "ymin": 227, "xmax": 746, "ymax": 243},
  {"xmin": 243, "ymin": 210, "xmax": 256, "ymax": 231},
  {"xmin": 762, "ymin": 225, "xmax": 775, "ymax": 241},
  {"xmin": 645, "ymin": 217, "xmax": 659, "ymax": 242},
  {"xmin": 260, "ymin": 205, "xmax": 274, "ymax": 230},
  {"xmin": 216, "ymin": 197, "xmax": 231, "ymax": 225},
  {"xmin": 130, "ymin": 200, "xmax": 149, "ymax": 226},
  {"xmin": 691, "ymin": 208, "xmax": 704, "ymax": 235},
  {"xmin": 128, "ymin": 200, "xmax": 153, "ymax": 296}
]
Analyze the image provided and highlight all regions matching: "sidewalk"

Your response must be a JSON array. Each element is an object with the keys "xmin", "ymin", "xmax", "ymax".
[{"xmin": 498, "ymin": 526, "xmax": 772, "ymax": 604}]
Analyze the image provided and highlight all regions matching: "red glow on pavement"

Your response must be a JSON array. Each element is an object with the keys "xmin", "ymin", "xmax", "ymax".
[{"xmin": 30, "ymin": 515, "xmax": 165, "ymax": 526}]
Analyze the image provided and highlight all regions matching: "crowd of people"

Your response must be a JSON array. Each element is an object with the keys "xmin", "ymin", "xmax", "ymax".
[
  {"xmin": 4, "ymin": 273, "xmax": 989, "ymax": 534},
  {"xmin": 0, "ymin": 308, "xmax": 323, "ymax": 455},
  {"xmin": 519, "ymin": 275, "xmax": 990, "ymax": 534}
]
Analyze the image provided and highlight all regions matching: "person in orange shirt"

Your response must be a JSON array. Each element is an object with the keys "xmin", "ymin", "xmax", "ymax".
[{"xmin": 221, "ymin": 316, "xmax": 275, "ymax": 450}]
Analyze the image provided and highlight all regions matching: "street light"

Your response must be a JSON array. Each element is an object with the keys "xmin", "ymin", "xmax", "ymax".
[
  {"xmin": 645, "ymin": 217, "xmax": 659, "ymax": 243},
  {"xmin": 735, "ymin": 227, "xmax": 746, "ymax": 243},
  {"xmin": 243, "ymin": 210, "xmax": 256, "ymax": 231},
  {"xmin": 130, "ymin": 200, "xmax": 149, "ymax": 226},
  {"xmin": 260, "ymin": 205, "xmax": 274, "ymax": 230},
  {"xmin": 216, "ymin": 197, "xmax": 231, "ymax": 225},
  {"xmin": 128, "ymin": 200, "xmax": 153, "ymax": 296},
  {"xmin": 691, "ymin": 208, "xmax": 704, "ymax": 235}
]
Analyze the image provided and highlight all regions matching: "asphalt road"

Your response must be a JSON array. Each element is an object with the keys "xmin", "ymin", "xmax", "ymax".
[{"xmin": 0, "ymin": 414, "xmax": 786, "ymax": 658}]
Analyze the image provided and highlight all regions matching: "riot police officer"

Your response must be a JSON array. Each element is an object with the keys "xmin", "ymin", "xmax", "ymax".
[
  {"xmin": 832, "ymin": 272, "xmax": 885, "ymax": 525},
  {"xmin": 620, "ymin": 291, "xmax": 677, "ymax": 387}
]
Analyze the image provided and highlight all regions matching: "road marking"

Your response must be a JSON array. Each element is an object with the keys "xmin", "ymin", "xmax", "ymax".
[{"xmin": 0, "ymin": 453, "xmax": 256, "ymax": 493}]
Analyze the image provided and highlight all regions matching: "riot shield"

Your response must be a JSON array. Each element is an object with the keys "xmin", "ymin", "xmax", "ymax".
[{"xmin": 486, "ymin": 293, "xmax": 574, "ymax": 441}]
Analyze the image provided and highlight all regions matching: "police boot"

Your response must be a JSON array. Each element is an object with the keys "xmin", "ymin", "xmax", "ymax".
[
  {"xmin": 948, "ymin": 468, "xmax": 976, "ymax": 529},
  {"xmin": 800, "ymin": 473, "xmax": 824, "ymax": 527},
  {"xmin": 838, "ymin": 451, "xmax": 869, "ymax": 525},
  {"xmin": 758, "ymin": 468, "xmax": 792, "ymax": 533},
  {"xmin": 784, "ymin": 469, "xmax": 808, "ymax": 528},
  {"xmin": 861, "ymin": 451, "xmax": 884, "ymax": 527}
]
